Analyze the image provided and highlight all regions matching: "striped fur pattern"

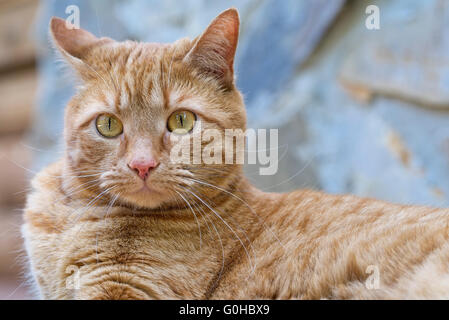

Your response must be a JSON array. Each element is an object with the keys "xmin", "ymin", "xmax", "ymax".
[{"xmin": 22, "ymin": 9, "xmax": 449, "ymax": 299}]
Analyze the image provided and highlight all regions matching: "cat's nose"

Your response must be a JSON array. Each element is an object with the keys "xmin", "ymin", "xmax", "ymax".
[{"xmin": 128, "ymin": 158, "xmax": 159, "ymax": 180}]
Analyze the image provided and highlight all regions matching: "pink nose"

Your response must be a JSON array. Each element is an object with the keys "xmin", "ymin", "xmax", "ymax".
[{"xmin": 128, "ymin": 158, "xmax": 159, "ymax": 180}]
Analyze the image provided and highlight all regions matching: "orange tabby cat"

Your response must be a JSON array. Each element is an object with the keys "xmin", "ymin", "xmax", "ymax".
[{"xmin": 23, "ymin": 8, "xmax": 449, "ymax": 300}]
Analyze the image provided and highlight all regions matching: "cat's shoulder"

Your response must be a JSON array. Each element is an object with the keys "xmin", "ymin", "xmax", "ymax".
[
  {"xmin": 274, "ymin": 188, "xmax": 449, "ymax": 219},
  {"xmin": 260, "ymin": 188, "xmax": 427, "ymax": 220},
  {"xmin": 29, "ymin": 160, "xmax": 64, "ymax": 193},
  {"xmin": 266, "ymin": 188, "xmax": 371, "ymax": 209},
  {"xmin": 23, "ymin": 160, "xmax": 68, "ymax": 234}
]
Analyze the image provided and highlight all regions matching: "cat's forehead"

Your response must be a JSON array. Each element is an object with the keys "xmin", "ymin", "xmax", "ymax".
[
  {"xmin": 88, "ymin": 39, "xmax": 193, "ymax": 86},
  {"xmin": 104, "ymin": 39, "xmax": 193, "ymax": 73},
  {"xmin": 90, "ymin": 39, "xmax": 199, "ymax": 109}
]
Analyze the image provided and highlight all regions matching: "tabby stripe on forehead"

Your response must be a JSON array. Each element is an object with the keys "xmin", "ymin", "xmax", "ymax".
[
  {"xmin": 162, "ymin": 85, "xmax": 170, "ymax": 110},
  {"xmin": 114, "ymin": 87, "xmax": 121, "ymax": 113},
  {"xmin": 124, "ymin": 81, "xmax": 132, "ymax": 108},
  {"xmin": 160, "ymin": 59, "xmax": 171, "ymax": 111}
]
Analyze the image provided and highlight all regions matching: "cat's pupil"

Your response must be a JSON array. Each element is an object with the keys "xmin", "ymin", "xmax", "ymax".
[
  {"xmin": 108, "ymin": 117, "xmax": 111, "ymax": 130},
  {"xmin": 179, "ymin": 114, "xmax": 184, "ymax": 127}
]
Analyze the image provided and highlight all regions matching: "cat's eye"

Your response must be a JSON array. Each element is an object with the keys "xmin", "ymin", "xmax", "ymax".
[
  {"xmin": 167, "ymin": 110, "xmax": 196, "ymax": 134},
  {"xmin": 96, "ymin": 114, "xmax": 123, "ymax": 138}
]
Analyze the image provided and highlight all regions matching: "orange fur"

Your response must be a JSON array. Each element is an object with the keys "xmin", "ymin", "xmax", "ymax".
[{"xmin": 23, "ymin": 9, "xmax": 449, "ymax": 299}]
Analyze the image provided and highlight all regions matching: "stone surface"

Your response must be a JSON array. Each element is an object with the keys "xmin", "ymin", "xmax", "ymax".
[
  {"xmin": 237, "ymin": 0, "xmax": 345, "ymax": 110},
  {"xmin": 340, "ymin": 0, "xmax": 449, "ymax": 108},
  {"xmin": 247, "ymin": 0, "xmax": 449, "ymax": 207}
]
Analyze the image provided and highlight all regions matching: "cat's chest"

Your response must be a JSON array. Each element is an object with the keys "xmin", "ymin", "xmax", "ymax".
[{"xmin": 61, "ymin": 214, "xmax": 225, "ymax": 299}]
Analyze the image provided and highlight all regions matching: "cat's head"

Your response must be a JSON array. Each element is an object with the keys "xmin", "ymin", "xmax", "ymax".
[{"xmin": 51, "ymin": 9, "xmax": 246, "ymax": 209}]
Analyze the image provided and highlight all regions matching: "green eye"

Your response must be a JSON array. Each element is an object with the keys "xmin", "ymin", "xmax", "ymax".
[
  {"xmin": 167, "ymin": 110, "xmax": 196, "ymax": 134},
  {"xmin": 96, "ymin": 114, "xmax": 123, "ymax": 138}
]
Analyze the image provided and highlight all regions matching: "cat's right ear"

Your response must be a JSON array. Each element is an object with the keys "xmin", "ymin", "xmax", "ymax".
[{"xmin": 49, "ymin": 17, "xmax": 112, "ymax": 75}]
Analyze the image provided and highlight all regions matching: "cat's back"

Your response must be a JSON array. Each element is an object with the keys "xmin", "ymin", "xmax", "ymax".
[{"xmin": 212, "ymin": 188, "xmax": 449, "ymax": 299}]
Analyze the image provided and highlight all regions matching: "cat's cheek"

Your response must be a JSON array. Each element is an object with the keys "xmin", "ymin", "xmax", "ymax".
[
  {"xmin": 163, "ymin": 131, "xmax": 175, "ymax": 149},
  {"xmin": 67, "ymin": 147, "xmax": 81, "ymax": 166},
  {"xmin": 69, "ymin": 131, "xmax": 96, "ymax": 165},
  {"xmin": 163, "ymin": 131, "xmax": 169, "ymax": 145},
  {"xmin": 117, "ymin": 133, "xmax": 128, "ymax": 157}
]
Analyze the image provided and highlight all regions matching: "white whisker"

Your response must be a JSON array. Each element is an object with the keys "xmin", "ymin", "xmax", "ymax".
[
  {"xmin": 182, "ymin": 187, "xmax": 256, "ymax": 275},
  {"xmin": 175, "ymin": 190, "xmax": 203, "ymax": 250},
  {"xmin": 185, "ymin": 177, "xmax": 285, "ymax": 250},
  {"xmin": 186, "ymin": 192, "xmax": 225, "ymax": 283}
]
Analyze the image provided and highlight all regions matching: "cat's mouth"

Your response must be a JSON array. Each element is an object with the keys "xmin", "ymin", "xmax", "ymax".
[{"xmin": 129, "ymin": 183, "xmax": 161, "ymax": 195}]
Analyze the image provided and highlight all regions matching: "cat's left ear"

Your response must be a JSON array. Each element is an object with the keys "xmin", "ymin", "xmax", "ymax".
[{"xmin": 184, "ymin": 8, "xmax": 240, "ymax": 89}]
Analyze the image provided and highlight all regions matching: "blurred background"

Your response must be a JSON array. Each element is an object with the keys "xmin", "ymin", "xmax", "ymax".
[{"xmin": 1, "ymin": 0, "xmax": 449, "ymax": 299}]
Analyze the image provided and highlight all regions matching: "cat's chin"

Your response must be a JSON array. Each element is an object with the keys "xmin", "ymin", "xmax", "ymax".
[
  {"xmin": 119, "ymin": 184, "xmax": 169, "ymax": 209},
  {"xmin": 129, "ymin": 184, "xmax": 160, "ymax": 196}
]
